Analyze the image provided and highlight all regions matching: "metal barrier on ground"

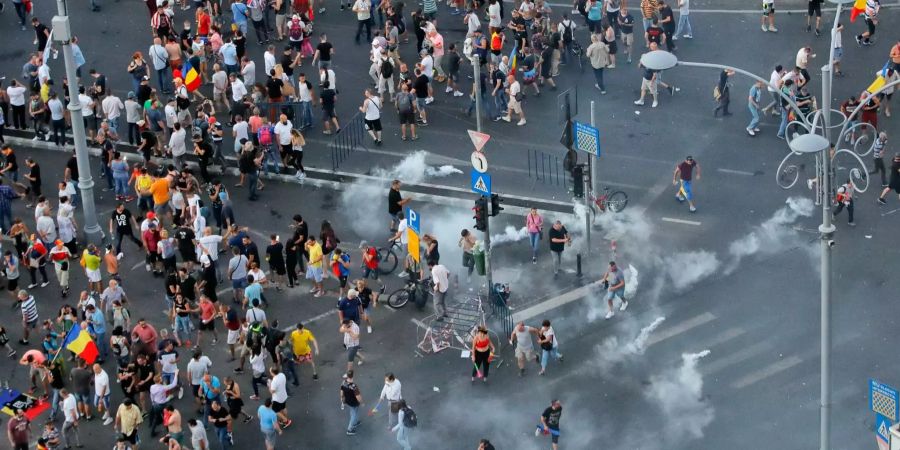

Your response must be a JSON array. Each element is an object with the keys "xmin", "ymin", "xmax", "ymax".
[{"xmin": 329, "ymin": 112, "xmax": 368, "ymax": 172}]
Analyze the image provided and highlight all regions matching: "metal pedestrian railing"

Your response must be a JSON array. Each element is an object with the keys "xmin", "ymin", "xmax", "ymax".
[
  {"xmin": 489, "ymin": 283, "xmax": 514, "ymax": 340},
  {"xmin": 527, "ymin": 149, "xmax": 569, "ymax": 189},
  {"xmin": 329, "ymin": 112, "xmax": 368, "ymax": 172}
]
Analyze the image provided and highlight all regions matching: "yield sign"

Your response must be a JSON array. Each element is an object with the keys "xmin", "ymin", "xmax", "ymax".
[{"xmin": 468, "ymin": 130, "xmax": 491, "ymax": 153}]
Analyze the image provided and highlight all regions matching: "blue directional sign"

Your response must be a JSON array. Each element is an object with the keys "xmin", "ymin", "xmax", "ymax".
[
  {"xmin": 406, "ymin": 207, "xmax": 420, "ymax": 234},
  {"xmin": 471, "ymin": 170, "xmax": 491, "ymax": 196},
  {"xmin": 871, "ymin": 379, "xmax": 899, "ymax": 421},
  {"xmin": 876, "ymin": 414, "xmax": 891, "ymax": 443},
  {"xmin": 572, "ymin": 121, "xmax": 601, "ymax": 157}
]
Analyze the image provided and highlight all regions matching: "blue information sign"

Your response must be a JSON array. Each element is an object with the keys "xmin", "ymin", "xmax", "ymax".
[
  {"xmin": 471, "ymin": 170, "xmax": 491, "ymax": 196},
  {"xmin": 573, "ymin": 121, "xmax": 601, "ymax": 157}
]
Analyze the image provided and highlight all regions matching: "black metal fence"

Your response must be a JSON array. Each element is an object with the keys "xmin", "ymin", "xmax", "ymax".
[
  {"xmin": 489, "ymin": 284, "xmax": 514, "ymax": 339},
  {"xmin": 527, "ymin": 149, "xmax": 569, "ymax": 189},
  {"xmin": 329, "ymin": 112, "xmax": 368, "ymax": 172}
]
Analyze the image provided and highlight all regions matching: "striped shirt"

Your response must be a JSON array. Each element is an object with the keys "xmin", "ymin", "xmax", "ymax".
[
  {"xmin": 640, "ymin": 0, "xmax": 659, "ymax": 19},
  {"xmin": 874, "ymin": 137, "xmax": 887, "ymax": 159},
  {"xmin": 20, "ymin": 295, "xmax": 37, "ymax": 323},
  {"xmin": 0, "ymin": 185, "xmax": 17, "ymax": 210},
  {"xmin": 865, "ymin": 0, "xmax": 879, "ymax": 18}
]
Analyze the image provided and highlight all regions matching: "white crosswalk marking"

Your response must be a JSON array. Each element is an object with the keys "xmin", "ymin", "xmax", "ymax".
[
  {"xmin": 700, "ymin": 340, "xmax": 774, "ymax": 376},
  {"xmin": 644, "ymin": 312, "xmax": 716, "ymax": 348},
  {"xmin": 730, "ymin": 355, "xmax": 804, "ymax": 389}
]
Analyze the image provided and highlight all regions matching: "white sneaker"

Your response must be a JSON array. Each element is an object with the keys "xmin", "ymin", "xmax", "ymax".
[
  {"xmin": 397, "ymin": 271, "xmax": 408, "ymax": 278},
  {"xmin": 31, "ymin": 136, "xmax": 39, "ymax": 141},
  {"xmin": 145, "ymin": 264, "xmax": 151, "ymax": 272},
  {"xmin": 425, "ymin": 97, "xmax": 434, "ymax": 104},
  {"xmin": 501, "ymin": 116, "xmax": 511, "ymax": 122},
  {"xmin": 619, "ymin": 300, "xmax": 629, "ymax": 311},
  {"xmin": 367, "ymin": 326, "xmax": 373, "ymax": 334},
  {"xmin": 604, "ymin": 311, "xmax": 614, "ymax": 320},
  {"xmin": 178, "ymin": 387, "xmax": 184, "ymax": 399},
  {"xmin": 652, "ymin": 100, "xmax": 658, "ymax": 108},
  {"xmin": 453, "ymin": 91, "xmax": 464, "ymax": 97},
  {"xmin": 445, "ymin": 86, "xmax": 453, "ymax": 93},
  {"xmin": 103, "ymin": 417, "xmax": 114, "ymax": 426},
  {"xmin": 357, "ymin": 359, "xmax": 363, "ymax": 366},
  {"xmin": 535, "ymin": 427, "xmax": 542, "ymax": 437},
  {"xmin": 769, "ymin": 26, "xmax": 778, "ymax": 32},
  {"xmin": 116, "ymin": 252, "xmax": 124, "ymax": 260},
  {"xmin": 517, "ymin": 119, "xmax": 527, "ymax": 126},
  {"xmin": 633, "ymin": 99, "xmax": 644, "ymax": 106},
  {"xmin": 747, "ymin": 129, "xmax": 756, "ymax": 136}
]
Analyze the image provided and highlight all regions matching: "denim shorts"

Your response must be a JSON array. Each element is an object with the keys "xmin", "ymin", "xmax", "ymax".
[
  {"xmin": 231, "ymin": 277, "xmax": 247, "ymax": 289},
  {"xmin": 605, "ymin": 287, "xmax": 625, "ymax": 301}
]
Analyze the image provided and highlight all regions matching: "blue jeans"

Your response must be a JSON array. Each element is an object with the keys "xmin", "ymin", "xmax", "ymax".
[
  {"xmin": 107, "ymin": 117, "xmax": 119, "ymax": 134},
  {"xmin": 300, "ymin": 101, "xmax": 313, "ymax": 128},
  {"xmin": 215, "ymin": 426, "xmax": 231, "ymax": 450},
  {"xmin": 114, "ymin": 176, "xmax": 129, "ymax": 197},
  {"xmin": 49, "ymin": 387, "xmax": 61, "ymax": 418},
  {"xmin": 0, "ymin": 206, "xmax": 11, "ymax": 233},
  {"xmin": 347, "ymin": 405, "xmax": 360, "ymax": 432},
  {"xmin": 262, "ymin": 146, "xmax": 281, "ymax": 176},
  {"xmin": 494, "ymin": 92, "xmax": 508, "ymax": 118},
  {"xmin": 642, "ymin": 18, "xmax": 653, "ymax": 31},
  {"xmin": 104, "ymin": 166, "xmax": 114, "ymax": 189},
  {"xmin": 592, "ymin": 67, "xmax": 605, "ymax": 90},
  {"xmin": 95, "ymin": 332, "xmax": 108, "ymax": 359},
  {"xmin": 156, "ymin": 67, "xmax": 171, "ymax": 93},
  {"xmin": 541, "ymin": 346, "xmax": 561, "ymax": 370},
  {"xmin": 396, "ymin": 426, "xmax": 411, "ymax": 450},
  {"xmin": 747, "ymin": 105, "xmax": 761, "ymax": 131},
  {"xmin": 674, "ymin": 14, "xmax": 693, "ymax": 37},
  {"xmin": 248, "ymin": 170, "xmax": 259, "ymax": 199},
  {"xmin": 175, "ymin": 315, "xmax": 192, "ymax": 342},
  {"xmin": 529, "ymin": 232, "xmax": 540, "ymax": 259},
  {"xmin": 777, "ymin": 106, "xmax": 789, "ymax": 138}
]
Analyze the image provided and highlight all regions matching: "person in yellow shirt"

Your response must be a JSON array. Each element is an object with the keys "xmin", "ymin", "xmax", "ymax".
[
  {"xmin": 80, "ymin": 244, "xmax": 103, "ymax": 293},
  {"xmin": 305, "ymin": 237, "xmax": 324, "ymax": 297},
  {"xmin": 133, "ymin": 166, "xmax": 155, "ymax": 213},
  {"xmin": 149, "ymin": 175, "xmax": 172, "ymax": 224},
  {"xmin": 289, "ymin": 323, "xmax": 320, "ymax": 380}
]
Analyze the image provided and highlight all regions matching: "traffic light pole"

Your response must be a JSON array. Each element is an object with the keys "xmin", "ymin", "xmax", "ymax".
[{"xmin": 483, "ymin": 196, "xmax": 493, "ymax": 294}]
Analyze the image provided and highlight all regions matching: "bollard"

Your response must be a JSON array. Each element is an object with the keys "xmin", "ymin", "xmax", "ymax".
[{"xmin": 576, "ymin": 253, "xmax": 582, "ymax": 278}]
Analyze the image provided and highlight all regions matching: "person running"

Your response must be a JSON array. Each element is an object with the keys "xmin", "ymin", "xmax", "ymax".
[
  {"xmin": 601, "ymin": 261, "xmax": 628, "ymax": 319},
  {"xmin": 618, "ymin": 8, "xmax": 635, "ymax": 64},
  {"xmin": 856, "ymin": 0, "xmax": 879, "ymax": 46},
  {"xmin": 470, "ymin": 326, "xmax": 496, "ymax": 382},
  {"xmin": 535, "ymin": 399, "xmax": 563, "ymax": 450},
  {"xmin": 392, "ymin": 399, "xmax": 413, "ymax": 450},
  {"xmin": 224, "ymin": 376, "xmax": 253, "ymax": 424},
  {"xmin": 538, "ymin": 319, "xmax": 563, "ymax": 374},
  {"xmin": 267, "ymin": 366, "xmax": 292, "ymax": 429},
  {"xmin": 673, "ymin": 155, "xmax": 700, "ymax": 212},
  {"xmin": 290, "ymin": 323, "xmax": 320, "ymax": 380},
  {"xmin": 509, "ymin": 321, "xmax": 541, "ymax": 377},
  {"xmin": 547, "ymin": 221, "xmax": 570, "ymax": 277},
  {"xmin": 871, "ymin": 132, "xmax": 888, "ymax": 188},
  {"xmin": 833, "ymin": 178, "xmax": 856, "ymax": 226}
]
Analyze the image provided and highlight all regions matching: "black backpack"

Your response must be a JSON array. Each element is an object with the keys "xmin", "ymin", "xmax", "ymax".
[
  {"xmin": 562, "ymin": 20, "xmax": 575, "ymax": 43},
  {"xmin": 402, "ymin": 406, "xmax": 417, "ymax": 428},
  {"xmin": 381, "ymin": 58, "xmax": 394, "ymax": 78}
]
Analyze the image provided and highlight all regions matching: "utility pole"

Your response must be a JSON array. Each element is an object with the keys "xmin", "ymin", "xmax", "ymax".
[
  {"xmin": 474, "ymin": 54, "xmax": 483, "ymax": 133},
  {"xmin": 472, "ymin": 54, "xmax": 492, "ymax": 293},
  {"xmin": 53, "ymin": 0, "xmax": 103, "ymax": 245}
]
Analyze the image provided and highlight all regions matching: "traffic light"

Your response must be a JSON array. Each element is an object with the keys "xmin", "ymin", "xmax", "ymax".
[
  {"xmin": 572, "ymin": 165, "xmax": 584, "ymax": 198},
  {"xmin": 473, "ymin": 197, "xmax": 488, "ymax": 231},
  {"xmin": 490, "ymin": 193, "xmax": 504, "ymax": 217}
]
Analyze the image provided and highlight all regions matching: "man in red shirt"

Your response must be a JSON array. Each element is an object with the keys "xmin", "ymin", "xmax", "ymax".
[
  {"xmin": 196, "ymin": 7, "xmax": 211, "ymax": 38},
  {"xmin": 142, "ymin": 222, "xmax": 162, "ymax": 275},
  {"xmin": 6, "ymin": 408, "xmax": 31, "ymax": 450}
]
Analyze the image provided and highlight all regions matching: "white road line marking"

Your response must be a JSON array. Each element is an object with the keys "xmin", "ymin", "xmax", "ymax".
[
  {"xmin": 730, "ymin": 355, "xmax": 803, "ymax": 389},
  {"xmin": 703, "ymin": 327, "xmax": 747, "ymax": 349},
  {"xmin": 644, "ymin": 312, "xmax": 716, "ymax": 347},
  {"xmin": 539, "ymin": 0, "xmax": 900, "ymax": 14},
  {"xmin": 661, "ymin": 217, "xmax": 702, "ymax": 226},
  {"xmin": 717, "ymin": 168, "xmax": 756, "ymax": 176},
  {"xmin": 303, "ymin": 309, "xmax": 337, "ymax": 325},
  {"xmin": 130, "ymin": 262, "xmax": 144, "ymax": 271},
  {"xmin": 510, "ymin": 281, "xmax": 602, "ymax": 323},
  {"xmin": 700, "ymin": 340, "xmax": 774, "ymax": 376}
]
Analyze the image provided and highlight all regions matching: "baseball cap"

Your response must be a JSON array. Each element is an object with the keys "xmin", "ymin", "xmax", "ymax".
[{"xmin": 146, "ymin": 211, "xmax": 156, "ymax": 219}]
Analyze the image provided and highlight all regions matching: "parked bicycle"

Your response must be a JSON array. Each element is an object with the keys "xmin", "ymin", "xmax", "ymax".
[
  {"xmin": 387, "ymin": 276, "xmax": 433, "ymax": 309},
  {"xmin": 589, "ymin": 186, "xmax": 628, "ymax": 223}
]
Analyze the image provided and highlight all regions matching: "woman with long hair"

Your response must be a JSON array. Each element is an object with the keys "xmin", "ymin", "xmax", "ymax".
[{"xmin": 470, "ymin": 326, "xmax": 496, "ymax": 382}]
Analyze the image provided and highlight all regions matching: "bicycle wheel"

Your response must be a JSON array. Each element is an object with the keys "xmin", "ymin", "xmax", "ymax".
[
  {"xmin": 387, "ymin": 288, "xmax": 410, "ymax": 309},
  {"xmin": 377, "ymin": 248, "xmax": 399, "ymax": 275},
  {"xmin": 605, "ymin": 191, "xmax": 628, "ymax": 212}
]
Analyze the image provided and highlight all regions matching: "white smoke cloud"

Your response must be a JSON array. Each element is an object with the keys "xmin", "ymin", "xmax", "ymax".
[
  {"xmin": 662, "ymin": 250, "xmax": 721, "ymax": 291},
  {"xmin": 624, "ymin": 264, "xmax": 639, "ymax": 300},
  {"xmin": 490, "ymin": 226, "xmax": 529, "ymax": 245},
  {"xmin": 589, "ymin": 317, "xmax": 667, "ymax": 371},
  {"xmin": 425, "ymin": 165, "xmax": 463, "ymax": 177},
  {"xmin": 648, "ymin": 350, "xmax": 714, "ymax": 442},
  {"xmin": 725, "ymin": 196, "xmax": 815, "ymax": 274}
]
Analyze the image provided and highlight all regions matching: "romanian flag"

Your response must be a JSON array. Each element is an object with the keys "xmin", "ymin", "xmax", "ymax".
[
  {"xmin": 509, "ymin": 42, "xmax": 518, "ymax": 72},
  {"xmin": 850, "ymin": 0, "xmax": 866, "ymax": 22},
  {"xmin": 182, "ymin": 58, "xmax": 201, "ymax": 92},
  {"xmin": 866, "ymin": 61, "xmax": 892, "ymax": 94},
  {"xmin": 0, "ymin": 389, "xmax": 50, "ymax": 420},
  {"xmin": 63, "ymin": 323, "xmax": 99, "ymax": 364}
]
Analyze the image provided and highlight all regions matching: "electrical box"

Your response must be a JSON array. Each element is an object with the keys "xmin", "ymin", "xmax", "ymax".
[{"xmin": 51, "ymin": 16, "xmax": 72, "ymax": 42}]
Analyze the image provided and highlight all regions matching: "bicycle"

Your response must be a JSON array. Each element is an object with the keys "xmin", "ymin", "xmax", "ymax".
[
  {"xmin": 387, "ymin": 276, "xmax": 432, "ymax": 309},
  {"xmin": 588, "ymin": 186, "xmax": 628, "ymax": 223},
  {"xmin": 569, "ymin": 40, "xmax": 585, "ymax": 74}
]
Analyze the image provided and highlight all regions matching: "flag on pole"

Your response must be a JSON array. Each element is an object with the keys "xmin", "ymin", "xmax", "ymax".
[
  {"xmin": 182, "ymin": 58, "xmax": 201, "ymax": 92},
  {"xmin": 509, "ymin": 42, "xmax": 518, "ymax": 72},
  {"xmin": 866, "ymin": 61, "xmax": 892, "ymax": 94},
  {"xmin": 63, "ymin": 323, "xmax": 99, "ymax": 364},
  {"xmin": 41, "ymin": 29, "xmax": 54, "ymax": 65},
  {"xmin": 850, "ymin": 0, "xmax": 866, "ymax": 22}
]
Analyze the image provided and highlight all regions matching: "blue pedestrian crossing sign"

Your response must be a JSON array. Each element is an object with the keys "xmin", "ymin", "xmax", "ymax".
[
  {"xmin": 471, "ymin": 170, "xmax": 491, "ymax": 196},
  {"xmin": 876, "ymin": 414, "xmax": 891, "ymax": 443},
  {"xmin": 871, "ymin": 379, "xmax": 899, "ymax": 421},
  {"xmin": 573, "ymin": 121, "xmax": 601, "ymax": 157},
  {"xmin": 406, "ymin": 207, "xmax": 420, "ymax": 234}
]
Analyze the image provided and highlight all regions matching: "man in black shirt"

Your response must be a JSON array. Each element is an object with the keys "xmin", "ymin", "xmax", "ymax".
[
  {"xmin": 339, "ymin": 370, "xmax": 363, "ymax": 434},
  {"xmin": 645, "ymin": 18, "xmax": 665, "ymax": 48},
  {"xmin": 537, "ymin": 399, "xmax": 563, "ymax": 449},
  {"xmin": 178, "ymin": 267, "xmax": 197, "ymax": 302},
  {"xmin": 24, "ymin": 158, "xmax": 41, "ymax": 206},
  {"xmin": 266, "ymin": 234, "xmax": 286, "ymax": 291},
  {"xmin": 319, "ymin": 81, "xmax": 339, "ymax": 134},
  {"xmin": 286, "ymin": 214, "xmax": 307, "ymax": 288},
  {"xmin": 657, "ymin": 1, "xmax": 676, "ymax": 52},
  {"xmin": 266, "ymin": 70, "xmax": 284, "ymax": 102},
  {"xmin": 138, "ymin": 127, "xmax": 159, "ymax": 165},
  {"xmin": 90, "ymin": 69, "xmax": 107, "ymax": 97},
  {"xmin": 387, "ymin": 179, "xmax": 410, "ymax": 232},
  {"xmin": 547, "ymin": 221, "xmax": 569, "ymax": 276},
  {"xmin": 207, "ymin": 400, "xmax": 232, "ymax": 446},
  {"xmin": 110, "ymin": 203, "xmax": 143, "ymax": 257},
  {"xmin": 412, "ymin": 68, "xmax": 430, "ymax": 125},
  {"xmin": 241, "ymin": 235, "xmax": 260, "ymax": 266},
  {"xmin": 174, "ymin": 225, "xmax": 196, "ymax": 269},
  {"xmin": 313, "ymin": 34, "xmax": 334, "ymax": 70},
  {"xmin": 32, "ymin": 18, "xmax": 51, "ymax": 52}
]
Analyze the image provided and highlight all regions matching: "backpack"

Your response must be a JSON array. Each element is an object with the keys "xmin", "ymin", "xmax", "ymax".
[
  {"xmin": 381, "ymin": 57, "xmax": 394, "ymax": 78},
  {"xmin": 289, "ymin": 20, "xmax": 304, "ymax": 41},
  {"xmin": 562, "ymin": 20, "xmax": 575, "ymax": 43},
  {"xmin": 402, "ymin": 406, "xmax": 418, "ymax": 428},
  {"xmin": 258, "ymin": 126, "xmax": 273, "ymax": 146}
]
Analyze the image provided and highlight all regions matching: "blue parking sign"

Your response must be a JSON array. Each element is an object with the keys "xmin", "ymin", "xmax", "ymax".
[{"xmin": 406, "ymin": 208, "xmax": 420, "ymax": 234}]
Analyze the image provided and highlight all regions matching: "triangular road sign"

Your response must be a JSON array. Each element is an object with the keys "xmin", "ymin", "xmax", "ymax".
[{"xmin": 468, "ymin": 130, "xmax": 491, "ymax": 153}]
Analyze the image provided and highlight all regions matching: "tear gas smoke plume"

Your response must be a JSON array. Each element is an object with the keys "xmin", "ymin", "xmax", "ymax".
[{"xmin": 647, "ymin": 350, "xmax": 714, "ymax": 442}]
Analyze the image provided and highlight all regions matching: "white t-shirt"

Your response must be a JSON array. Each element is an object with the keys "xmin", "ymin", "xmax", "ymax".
[
  {"xmin": 241, "ymin": 61, "xmax": 256, "ymax": 87},
  {"xmin": 62, "ymin": 395, "xmax": 79, "ymax": 422},
  {"xmin": 509, "ymin": 81, "xmax": 522, "ymax": 102},
  {"xmin": 397, "ymin": 220, "xmax": 408, "ymax": 245},
  {"xmin": 353, "ymin": 0, "xmax": 371, "ymax": 20},
  {"xmin": 264, "ymin": 51, "xmax": 277, "ymax": 77},
  {"xmin": 431, "ymin": 264, "xmax": 450, "ymax": 293},
  {"xmin": 164, "ymin": 104, "xmax": 178, "ymax": 128},
  {"xmin": 169, "ymin": 128, "xmax": 187, "ymax": 157},
  {"xmin": 6, "ymin": 86, "xmax": 27, "ymax": 106},
  {"xmin": 297, "ymin": 80, "xmax": 313, "ymax": 102},
  {"xmin": 231, "ymin": 78, "xmax": 248, "ymax": 102},
  {"xmin": 212, "ymin": 71, "xmax": 228, "ymax": 94},
  {"xmin": 420, "ymin": 55, "xmax": 434, "ymax": 80},
  {"xmin": 343, "ymin": 321, "xmax": 360, "ymax": 347},
  {"xmin": 94, "ymin": 369, "xmax": 110, "ymax": 396},
  {"xmin": 466, "ymin": 13, "xmax": 481, "ymax": 35},
  {"xmin": 274, "ymin": 121, "xmax": 293, "ymax": 145},
  {"xmin": 187, "ymin": 356, "xmax": 212, "ymax": 385},
  {"xmin": 197, "ymin": 235, "xmax": 223, "ymax": 260},
  {"xmin": 768, "ymin": 69, "xmax": 781, "ymax": 93},
  {"xmin": 488, "ymin": 3, "xmax": 501, "ymax": 28},
  {"xmin": 102, "ymin": 96, "xmax": 125, "ymax": 120},
  {"xmin": 320, "ymin": 69, "xmax": 337, "ymax": 91},
  {"xmin": 269, "ymin": 373, "xmax": 288, "ymax": 402},
  {"xmin": 232, "ymin": 120, "xmax": 250, "ymax": 142},
  {"xmin": 79, "ymin": 94, "xmax": 95, "ymax": 116},
  {"xmin": 364, "ymin": 97, "xmax": 381, "ymax": 121},
  {"xmin": 250, "ymin": 351, "xmax": 267, "ymax": 376}
]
